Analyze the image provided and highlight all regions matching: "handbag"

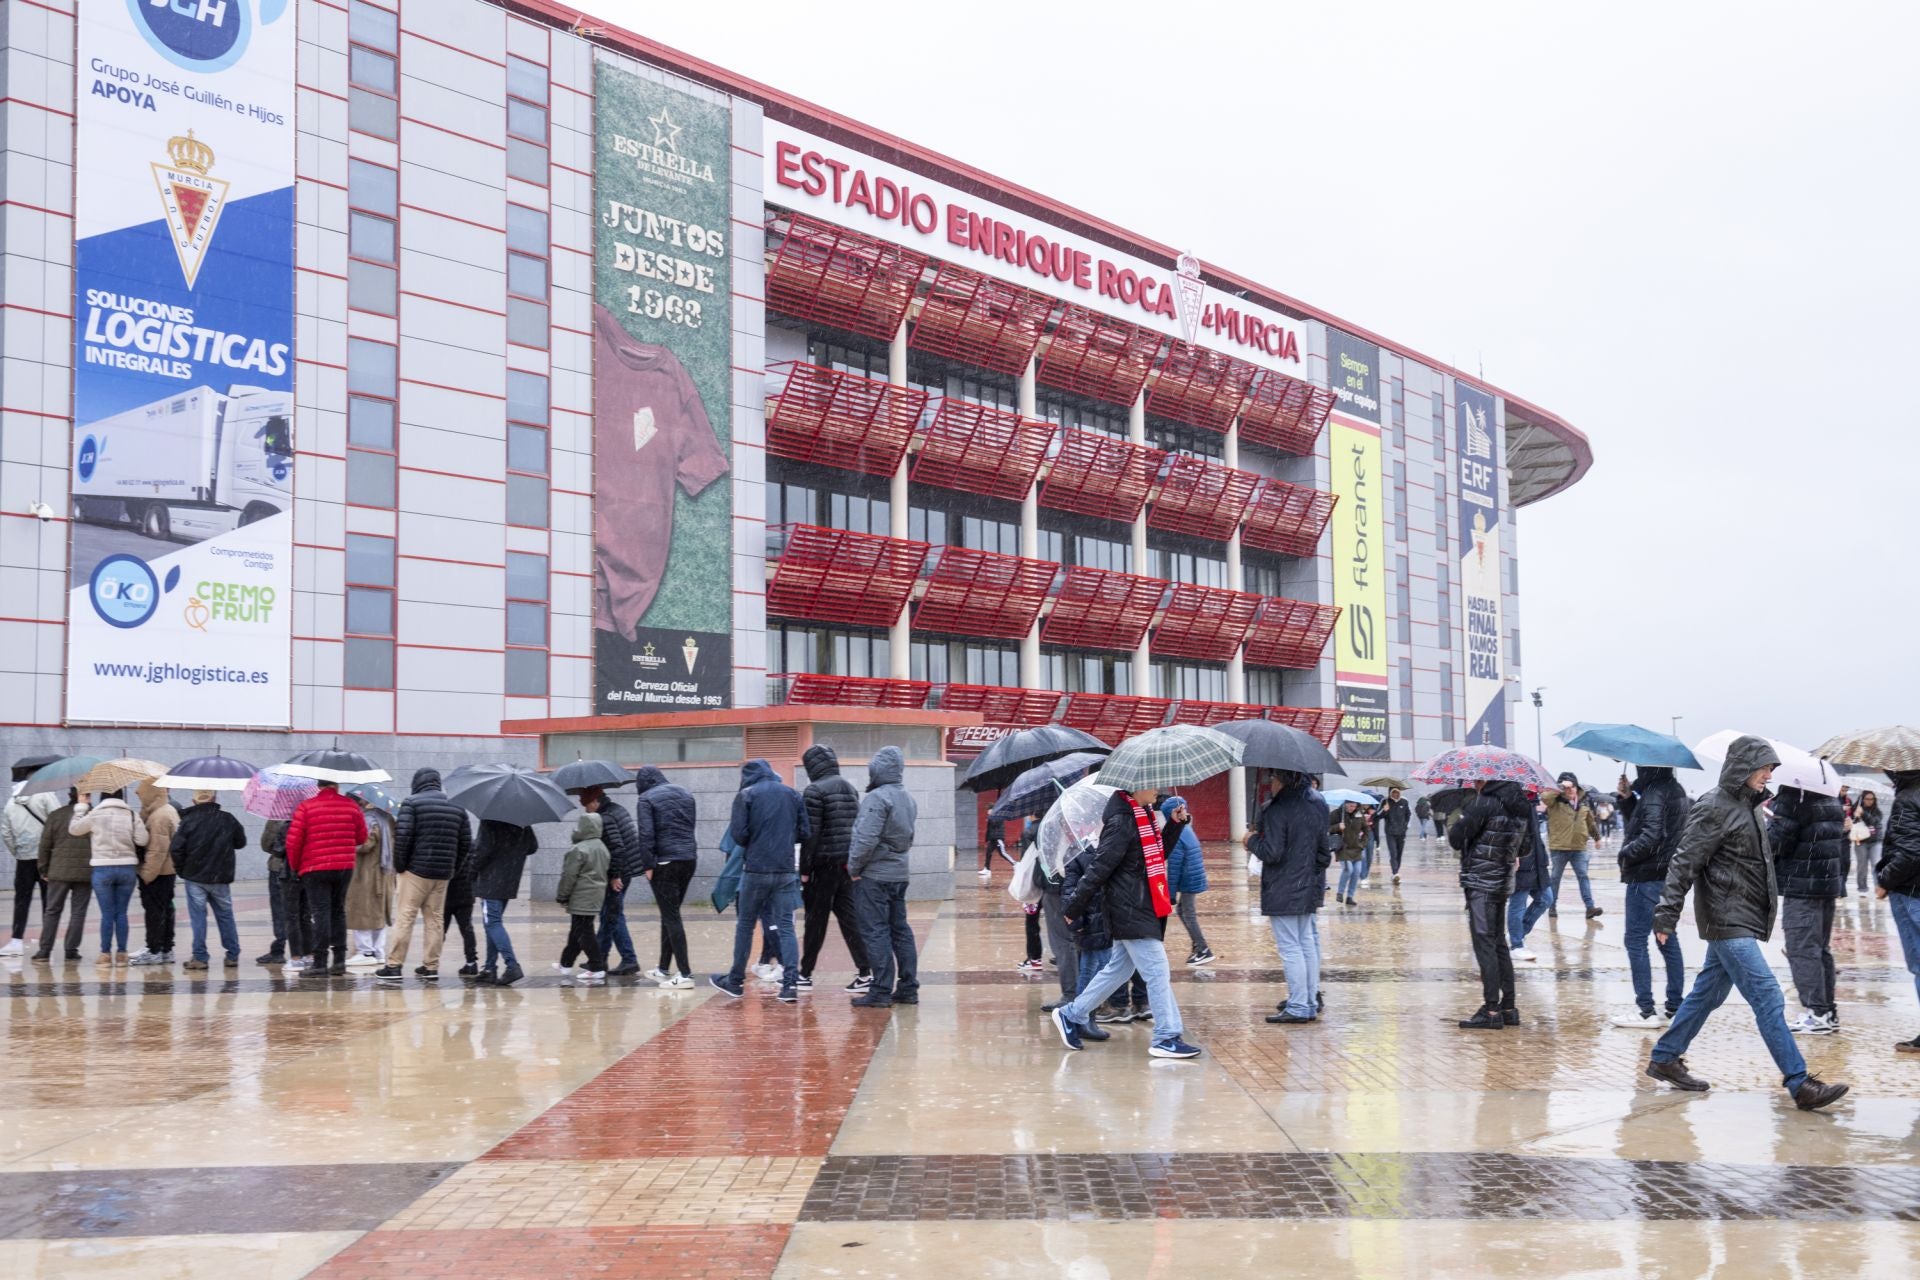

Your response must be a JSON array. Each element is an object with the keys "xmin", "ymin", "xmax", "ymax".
[
  {"xmin": 1007, "ymin": 844, "xmax": 1043, "ymax": 905},
  {"xmin": 1850, "ymin": 821, "xmax": 1870, "ymax": 844}
]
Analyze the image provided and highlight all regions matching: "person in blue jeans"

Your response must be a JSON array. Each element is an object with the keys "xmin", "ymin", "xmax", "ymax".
[
  {"xmin": 1644, "ymin": 736, "xmax": 1847, "ymax": 1111},
  {"xmin": 1507, "ymin": 814, "xmax": 1552, "ymax": 961},
  {"xmin": 1873, "ymin": 769, "xmax": 1920, "ymax": 1052},
  {"xmin": 1610, "ymin": 766, "xmax": 1688, "ymax": 1028},
  {"xmin": 711, "ymin": 759, "xmax": 809, "ymax": 1001},
  {"xmin": 1332, "ymin": 801, "xmax": 1366, "ymax": 905},
  {"xmin": 71, "ymin": 793, "xmax": 147, "ymax": 962}
]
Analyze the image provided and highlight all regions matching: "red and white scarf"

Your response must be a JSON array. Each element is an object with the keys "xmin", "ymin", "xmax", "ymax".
[{"xmin": 1133, "ymin": 799, "xmax": 1173, "ymax": 918}]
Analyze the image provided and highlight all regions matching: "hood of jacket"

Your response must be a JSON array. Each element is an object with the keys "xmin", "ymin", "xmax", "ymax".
[
  {"xmin": 866, "ymin": 746, "xmax": 904, "ymax": 791},
  {"xmin": 1635, "ymin": 766, "xmax": 1675, "ymax": 788},
  {"xmin": 740, "ymin": 758, "xmax": 775, "ymax": 788},
  {"xmin": 803, "ymin": 744, "xmax": 841, "ymax": 782},
  {"xmin": 1718, "ymin": 736, "xmax": 1781, "ymax": 799},
  {"xmin": 411, "ymin": 767, "xmax": 443, "ymax": 795},
  {"xmin": 1484, "ymin": 779, "xmax": 1533, "ymax": 817},
  {"xmin": 632, "ymin": 765, "xmax": 668, "ymax": 795},
  {"xmin": 137, "ymin": 782, "xmax": 171, "ymax": 819},
  {"xmin": 1158, "ymin": 795, "xmax": 1187, "ymax": 821},
  {"xmin": 573, "ymin": 811, "xmax": 603, "ymax": 842}
]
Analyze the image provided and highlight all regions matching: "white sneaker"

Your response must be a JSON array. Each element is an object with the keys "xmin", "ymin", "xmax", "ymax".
[
  {"xmin": 1790, "ymin": 1011, "xmax": 1838, "ymax": 1035},
  {"xmin": 578, "ymin": 970, "xmax": 606, "ymax": 985},
  {"xmin": 1610, "ymin": 1009, "xmax": 1667, "ymax": 1030},
  {"xmin": 285, "ymin": 956, "xmax": 311, "ymax": 972},
  {"xmin": 978, "ymin": 867, "xmax": 992, "ymax": 879},
  {"xmin": 659, "ymin": 973, "xmax": 694, "ymax": 988},
  {"xmin": 0, "ymin": 939, "xmax": 24, "ymax": 957},
  {"xmin": 1510, "ymin": 949, "xmax": 1536, "ymax": 962},
  {"xmin": 752, "ymin": 962, "xmax": 782, "ymax": 982},
  {"xmin": 552, "ymin": 962, "xmax": 575, "ymax": 977},
  {"xmin": 1359, "ymin": 880, "xmax": 1371, "ymax": 888},
  {"xmin": 128, "ymin": 950, "xmax": 164, "ymax": 966},
  {"xmin": 645, "ymin": 967, "xmax": 671, "ymax": 982},
  {"xmin": 345, "ymin": 953, "xmax": 381, "ymax": 969}
]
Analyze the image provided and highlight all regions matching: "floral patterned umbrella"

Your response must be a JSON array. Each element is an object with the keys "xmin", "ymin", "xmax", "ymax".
[
  {"xmin": 243, "ymin": 768, "xmax": 319, "ymax": 820},
  {"xmin": 1413, "ymin": 744, "xmax": 1556, "ymax": 791}
]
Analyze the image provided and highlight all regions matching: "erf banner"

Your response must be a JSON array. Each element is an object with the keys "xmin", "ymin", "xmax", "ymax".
[
  {"xmin": 593, "ymin": 63, "xmax": 733, "ymax": 711},
  {"xmin": 68, "ymin": 1, "xmax": 295, "ymax": 727},
  {"xmin": 1457, "ymin": 383, "xmax": 1506, "ymax": 746},
  {"xmin": 1329, "ymin": 416, "xmax": 1389, "ymax": 759}
]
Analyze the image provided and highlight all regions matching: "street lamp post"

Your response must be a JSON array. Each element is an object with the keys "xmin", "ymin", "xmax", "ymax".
[
  {"xmin": 1531, "ymin": 687, "xmax": 1546, "ymax": 763},
  {"xmin": 1671, "ymin": 715, "xmax": 1684, "ymax": 739}
]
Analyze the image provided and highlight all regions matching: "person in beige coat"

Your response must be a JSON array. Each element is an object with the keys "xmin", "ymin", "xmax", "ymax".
[
  {"xmin": 346, "ymin": 798, "xmax": 396, "ymax": 967},
  {"xmin": 70, "ymin": 793, "xmax": 147, "ymax": 964},
  {"xmin": 131, "ymin": 783, "xmax": 180, "ymax": 965}
]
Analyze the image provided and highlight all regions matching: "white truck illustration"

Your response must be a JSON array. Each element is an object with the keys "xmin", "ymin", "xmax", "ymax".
[{"xmin": 73, "ymin": 385, "xmax": 293, "ymax": 543}]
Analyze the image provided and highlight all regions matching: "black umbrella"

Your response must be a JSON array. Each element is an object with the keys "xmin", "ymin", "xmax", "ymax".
[
  {"xmin": 443, "ymin": 763, "xmax": 573, "ymax": 825},
  {"xmin": 11, "ymin": 753, "xmax": 62, "ymax": 774},
  {"xmin": 550, "ymin": 759, "xmax": 633, "ymax": 793},
  {"xmin": 1213, "ymin": 720, "xmax": 1344, "ymax": 777},
  {"xmin": 961, "ymin": 725, "xmax": 1111, "ymax": 793},
  {"xmin": 280, "ymin": 747, "xmax": 390, "ymax": 785}
]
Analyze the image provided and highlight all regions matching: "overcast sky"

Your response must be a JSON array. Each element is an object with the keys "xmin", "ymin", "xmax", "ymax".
[{"xmin": 597, "ymin": 0, "xmax": 1918, "ymax": 781}]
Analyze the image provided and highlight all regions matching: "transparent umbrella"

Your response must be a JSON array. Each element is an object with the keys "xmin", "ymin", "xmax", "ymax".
[{"xmin": 1034, "ymin": 779, "xmax": 1117, "ymax": 877}]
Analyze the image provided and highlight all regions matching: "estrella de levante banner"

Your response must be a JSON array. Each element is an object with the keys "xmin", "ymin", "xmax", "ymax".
[{"xmin": 68, "ymin": 0, "xmax": 295, "ymax": 726}]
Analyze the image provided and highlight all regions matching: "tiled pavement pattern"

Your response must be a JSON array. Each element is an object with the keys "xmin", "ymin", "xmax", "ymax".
[{"xmin": 3, "ymin": 837, "xmax": 1919, "ymax": 1277}]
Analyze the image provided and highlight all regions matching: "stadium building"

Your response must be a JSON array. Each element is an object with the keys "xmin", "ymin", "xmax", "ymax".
[{"xmin": 0, "ymin": 0, "xmax": 1590, "ymax": 868}]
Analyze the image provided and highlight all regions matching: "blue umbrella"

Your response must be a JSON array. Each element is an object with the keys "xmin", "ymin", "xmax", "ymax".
[
  {"xmin": 1322, "ymin": 788, "xmax": 1380, "ymax": 807},
  {"xmin": 988, "ymin": 752, "xmax": 1105, "ymax": 821},
  {"xmin": 344, "ymin": 782, "xmax": 398, "ymax": 814},
  {"xmin": 1559, "ymin": 723, "xmax": 1702, "ymax": 770}
]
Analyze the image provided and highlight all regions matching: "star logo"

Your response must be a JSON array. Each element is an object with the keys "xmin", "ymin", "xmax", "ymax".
[
  {"xmin": 648, "ymin": 107, "xmax": 683, "ymax": 154},
  {"xmin": 642, "ymin": 643, "xmax": 656, "ymax": 657}
]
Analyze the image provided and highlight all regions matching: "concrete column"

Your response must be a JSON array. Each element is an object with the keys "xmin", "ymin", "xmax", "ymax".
[
  {"xmin": 1129, "ymin": 391, "xmax": 1152, "ymax": 697},
  {"xmin": 888, "ymin": 318, "xmax": 911, "ymax": 679},
  {"xmin": 1018, "ymin": 358, "xmax": 1042, "ymax": 689},
  {"xmin": 1225, "ymin": 417, "xmax": 1248, "ymax": 841}
]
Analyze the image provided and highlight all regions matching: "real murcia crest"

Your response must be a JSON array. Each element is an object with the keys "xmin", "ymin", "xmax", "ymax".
[
  {"xmin": 152, "ymin": 131, "xmax": 228, "ymax": 289},
  {"xmin": 1174, "ymin": 250, "xmax": 1204, "ymax": 345},
  {"xmin": 682, "ymin": 636, "xmax": 699, "ymax": 674}
]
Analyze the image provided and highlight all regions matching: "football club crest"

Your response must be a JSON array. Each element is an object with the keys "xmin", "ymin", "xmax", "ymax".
[
  {"xmin": 1174, "ymin": 251, "xmax": 1205, "ymax": 344},
  {"xmin": 152, "ymin": 130, "xmax": 229, "ymax": 288}
]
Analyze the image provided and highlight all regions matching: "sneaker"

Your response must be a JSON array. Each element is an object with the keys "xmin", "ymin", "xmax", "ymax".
[
  {"xmin": 345, "ymin": 953, "xmax": 381, "ymax": 969},
  {"xmin": 1612, "ymin": 1009, "xmax": 1667, "ymax": 1030},
  {"xmin": 1266, "ymin": 1010, "xmax": 1316, "ymax": 1025},
  {"xmin": 1512, "ymin": 948, "xmax": 1538, "ymax": 963},
  {"xmin": 552, "ymin": 962, "xmax": 575, "ymax": 977},
  {"xmin": 182, "ymin": 959, "xmax": 209, "ymax": 972},
  {"xmin": 1392, "ymin": 874, "xmax": 1401, "ymax": 885},
  {"xmin": 327, "ymin": 962, "xmax": 347, "ymax": 977},
  {"xmin": 1457, "ymin": 1007, "xmax": 1504, "ymax": 1030},
  {"xmin": 499, "ymin": 965, "xmax": 524, "ymax": 987},
  {"xmin": 1077, "ymin": 1019, "xmax": 1111, "ymax": 1042},
  {"xmin": 1791, "ymin": 1011, "xmax": 1838, "ymax": 1036},
  {"xmin": 128, "ymin": 950, "xmax": 163, "ymax": 966},
  {"xmin": 776, "ymin": 985, "xmax": 798, "ymax": 1004},
  {"xmin": 578, "ymin": 971, "xmax": 607, "ymax": 986},
  {"xmin": 1050, "ymin": 1007, "xmax": 1084, "ymax": 1051},
  {"xmin": 795, "ymin": 974, "xmax": 814, "ymax": 989},
  {"xmin": 256, "ymin": 949, "xmax": 285, "ymax": 965},
  {"xmin": 1190, "ymin": 949, "xmax": 1216, "ymax": 967},
  {"xmin": 1501, "ymin": 1008, "xmax": 1520, "ymax": 1026},
  {"xmin": 0, "ymin": 939, "xmax": 22, "ymax": 957},
  {"xmin": 373, "ymin": 965, "xmax": 403, "ymax": 980},
  {"xmin": 285, "ymin": 956, "xmax": 311, "ymax": 972},
  {"xmin": 644, "ymin": 968, "xmax": 671, "ymax": 983},
  {"xmin": 609, "ymin": 962, "xmax": 640, "ymax": 977},
  {"xmin": 752, "ymin": 962, "xmax": 782, "ymax": 982},
  {"xmin": 458, "ymin": 963, "xmax": 480, "ymax": 978},
  {"xmin": 1093, "ymin": 1007, "xmax": 1133, "ymax": 1025},
  {"xmin": 95, "ymin": 953, "xmax": 114, "ymax": 968},
  {"xmin": 1646, "ymin": 1056, "xmax": 1710, "ymax": 1092},
  {"xmin": 1017, "ymin": 959, "xmax": 1044, "ymax": 973},
  {"xmin": 64, "ymin": 949, "xmax": 82, "ymax": 961},
  {"xmin": 1894, "ymin": 1035, "xmax": 1920, "ymax": 1054},
  {"xmin": 850, "ymin": 994, "xmax": 894, "ymax": 1008},
  {"xmin": 1792, "ymin": 1076, "xmax": 1850, "ymax": 1112},
  {"xmin": 1586, "ymin": 907, "xmax": 1604, "ymax": 920},
  {"xmin": 844, "ymin": 973, "xmax": 873, "ymax": 993},
  {"xmin": 415, "ymin": 967, "xmax": 439, "ymax": 982},
  {"xmin": 978, "ymin": 867, "xmax": 992, "ymax": 879},
  {"xmin": 659, "ymin": 973, "xmax": 694, "ymax": 989},
  {"xmin": 1359, "ymin": 880, "xmax": 1370, "ymax": 889},
  {"xmin": 223, "ymin": 955, "xmax": 238, "ymax": 969},
  {"xmin": 475, "ymin": 971, "xmax": 498, "ymax": 985},
  {"xmin": 1149, "ymin": 1036, "xmax": 1202, "ymax": 1059},
  {"xmin": 1128, "ymin": 1006, "xmax": 1154, "ymax": 1024},
  {"xmin": 709, "ymin": 974, "xmax": 744, "ymax": 998}
]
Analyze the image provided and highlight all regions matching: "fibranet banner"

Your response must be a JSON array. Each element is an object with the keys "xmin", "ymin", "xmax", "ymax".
[
  {"xmin": 1457, "ymin": 383, "xmax": 1506, "ymax": 746},
  {"xmin": 1329, "ymin": 416, "xmax": 1389, "ymax": 759},
  {"xmin": 68, "ymin": 0, "xmax": 295, "ymax": 727},
  {"xmin": 593, "ymin": 63, "xmax": 733, "ymax": 712}
]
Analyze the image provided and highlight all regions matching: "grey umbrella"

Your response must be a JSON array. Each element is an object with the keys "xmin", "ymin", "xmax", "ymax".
[
  {"xmin": 1213, "ymin": 720, "xmax": 1344, "ymax": 777},
  {"xmin": 550, "ymin": 759, "xmax": 634, "ymax": 793},
  {"xmin": 443, "ymin": 763, "xmax": 574, "ymax": 825}
]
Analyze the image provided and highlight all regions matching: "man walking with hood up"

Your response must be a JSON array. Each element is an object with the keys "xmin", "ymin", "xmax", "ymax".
[
  {"xmin": 848, "ymin": 746, "xmax": 918, "ymax": 1009},
  {"xmin": 712, "ymin": 758, "xmax": 808, "ymax": 1002},
  {"xmin": 798, "ymin": 745, "xmax": 871, "ymax": 993},
  {"xmin": 1644, "ymin": 735, "xmax": 1849, "ymax": 1111}
]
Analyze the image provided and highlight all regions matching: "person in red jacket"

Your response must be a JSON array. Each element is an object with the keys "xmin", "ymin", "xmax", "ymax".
[{"xmin": 287, "ymin": 782, "xmax": 368, "ymax": 977}]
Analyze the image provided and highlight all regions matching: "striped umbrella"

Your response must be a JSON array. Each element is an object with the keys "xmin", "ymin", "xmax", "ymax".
[
  {"xmin": 1092, "ymin": 725, "xmax": 1243, "ymax": 794},
  {"xmin": 1814, "ymin": 726, "xmax": 1920, "ymax": 773},
  {"xmin": 243, "ymin": 768, "xmax": 319, "ymax": 820},
  {"xmin": 75, "ymin": 757, "xmax": 169, "ymax": 794}
]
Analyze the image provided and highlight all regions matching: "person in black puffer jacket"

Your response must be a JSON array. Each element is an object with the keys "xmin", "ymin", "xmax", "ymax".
[
  {"xmin": 582, "ymin": 786, "xmax": 642, "ymax": 976},
  {"xmin": 1448, "ymin": 780, "xmax": 1531, "ymax": 1028},
  {"xmin": 1770, "ymin": 786, "xmax": 1848, "ymax": 1029},
  {"xmin": 797, "ymin": 746, "xmax": 869, "ymax": 990},
  {"xmin": 1878, "ymin": 771, "xmax": 1920, "ymax": 1051},
  {"xmin": 1614, "ymin": 766, "xmax": 1690, "ymax": 1026},
  {"xmin": 471, "ymin": 819, "xmax": 537, "ymax": 986},
  {"xmin": 633, "ymin": 766, "xmax": 700, "ymax": 984},
  {"xmin": 381, "ymin": 767, "xmax": 472, "ymax": 980}
]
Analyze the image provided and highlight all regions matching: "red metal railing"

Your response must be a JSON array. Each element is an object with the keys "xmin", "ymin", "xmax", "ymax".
[
  {"xmin": 765, "ymin": 524, "xmax": 930, "ymax": 627},
  {"xmin": 1241, "ymin": 478, "xmax": 1338, "ymax": 558},
  {"xmin": 765, "ymin": 361, "xmax": 929, "ymax": 477},
  {"xmin": 909, "ymin": 398, "xmax": 1056, "ymax": 501},
  {"xmin": 777, "ymin": 673, "xmax": 932, "ymax": 710},
  {"xmin": 765, "ymin": 211, "xmax": 926, "ymax": 341},
  {"xmin": 1059, "ymin": 693, "xmax": 1174, "ymax": 742},
  {"xmin": 938, "ymin": 684, "xmax": 1064, "ymax": 727},
  {"xmin": 912, "ymin": 547, "xmax": 1057, "ymax": 640},
  {"xmin": 1144, "ymin": 340, "xmax": 1258, "ymax": 433},
  {"xmin": 1037, "ymin": 428, "xmax": 1165, "ymax": 524},
  {"xmin": 1243, "ymin": 597, "xmax": 1342, "ymax": 669},
  {"xmin": 1040, "ymin": 566, "xmax": 1166, "ymax": 651},
  {"xmin": 1267, "ymin": 704, "xmax": 1342, "ymax": 746},
  {"xmin": 1150, "ymin": 583, "xmax": 1263, "ymax": 662},
  {"xmin": 907, "ymin": 261, "xmax": 1057, "ymax": 376},
  {"xmin": 1169, "ymin": 699, "xmax": 1270, "ymax": 727},
  {"xmin": 1147, "ymin": 454, "xmax": 1261, "ymax": 542},
  {"xmin": 1035, "ymin": 302, "xmax": 1165, "ymax": 407},
  {"xmin": 1239, "ymin": 368, "xmax": 1337, "ymax": 456}
]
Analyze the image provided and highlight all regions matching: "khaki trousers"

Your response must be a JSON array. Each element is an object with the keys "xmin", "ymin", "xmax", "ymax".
[{"xmin": 386, "ymin": 872, "xmax": 448, "ymax": 968}]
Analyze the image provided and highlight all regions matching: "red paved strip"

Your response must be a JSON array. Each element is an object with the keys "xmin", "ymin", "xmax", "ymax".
[
  {"xmin": 484, "ymin": 995, "xmax": 891, "ymax": 1160},
  {"xmin": 313, "ymin": 1225, "xmax": 788, "ymax": 1279}
]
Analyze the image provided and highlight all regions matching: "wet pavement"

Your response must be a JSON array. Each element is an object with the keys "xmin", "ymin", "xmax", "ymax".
[{"xmin": 2, "ymin": 836, "xmax": 1916, "ymax": 1276}]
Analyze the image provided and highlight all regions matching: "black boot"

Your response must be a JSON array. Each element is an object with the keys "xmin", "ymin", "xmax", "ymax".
[
  {"xmin": 1500, "ymin": 1007, "xmax": 1519, "ymax": 1026},
  {"xmin": 1457, "ymin": 1007, "xmax": 1503, "ymax": 1030}
]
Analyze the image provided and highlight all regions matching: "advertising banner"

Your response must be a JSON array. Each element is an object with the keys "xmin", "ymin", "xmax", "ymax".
[
  {"xmin": 68, "ymin": 0, "xmax": 295, "ymax": 726},
  {"xmin": 1325, "ymin": 328, "xmax": 1381, "ymax": 423},
  {"xmin": 1329, "ymin": 415, "xmax": 1388, "ymax": 758},
  {"xmin": 593, "ymin": 63, "xmax": 733, "ymax": 712},
  {"xmin": 1457, "ymin": 383, "xmax": 1506, "ymax": 746}
]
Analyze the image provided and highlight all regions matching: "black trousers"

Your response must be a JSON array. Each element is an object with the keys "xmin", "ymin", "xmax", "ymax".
[
  {"xmin": 801, "ymin": 860, "xmax": 869, "ymax": 978},
  {"xmin": 652, "ymin": 859, "xmax": 696, "ymax": 976},
  {"xmin": 139, "ymin": 874, "xmax": 176, "ymax": 954},
  {"xmin": 274, "ymin": 862, "xmax": 309, "ymax": 957},
  {"xmin": 12, "ymin": 858, "xmax": 43, "ymax": 938},
  {"xmin": 302, "ymin": 869, "xmax": 351, "ymax": 964},
  {"xmin": 1024, "ymin": 905, "xmax": 1042, "ymax": 962},
  {"xmin": 1467, "ymin": 888, "xmax": 1515, "ymax": 1011},
  {"xmin": 562, "ymin": 913, "xmax": 606, "ymax": 971},
  {"xmin": 443, "ymin": 877, "xmax": 477, "ymax": 964},
  {"xmin": 1387, "ymin": 832, "xmax": 1407, "ymax": 875}
]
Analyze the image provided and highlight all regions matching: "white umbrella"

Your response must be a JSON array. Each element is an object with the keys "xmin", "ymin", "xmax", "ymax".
[
  {"xmin": 1034, "ymin": 780, "xmax": 1116, "ymax": 877},
  {"xmin": 1693, "ymin": 730, "xmax": 1840, "ymax": 797}
]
